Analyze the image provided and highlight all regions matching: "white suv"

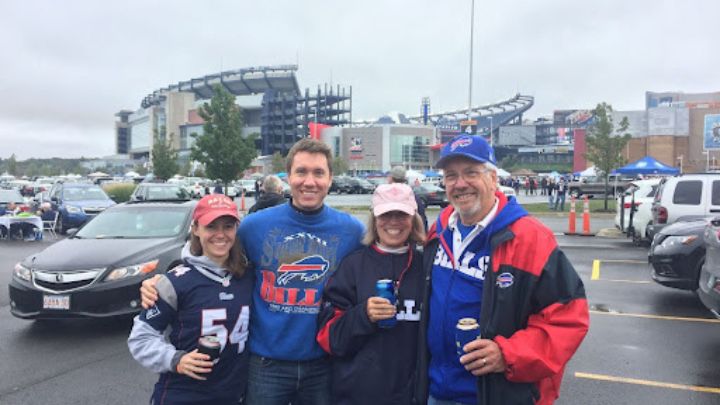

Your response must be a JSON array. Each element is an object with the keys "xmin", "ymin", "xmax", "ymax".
[
  {"xmin": 648, "ymin": 174, "xmax": 720, "ymax": 238},
  {"xmin": 615, "ymin": 178, "xmax": 661, "ymax": 242}
]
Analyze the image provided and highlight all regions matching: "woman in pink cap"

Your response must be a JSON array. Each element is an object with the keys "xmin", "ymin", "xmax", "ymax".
[
  {"xmin": 128, "ymin": 194, "xmax": 254, "ymax": 405},
  {"xmin": 317, "ymin": 183, "xmax": 426, "ymax": 404}
]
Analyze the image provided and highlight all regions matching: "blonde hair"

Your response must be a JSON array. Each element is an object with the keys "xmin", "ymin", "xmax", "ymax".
[
  {"xmin": 362, "ymin": 212, "xmax": 426, "ymax": 246},
  {"xmin": 189, "ymin": 221, "xmax": 248, "ymax": 276}
]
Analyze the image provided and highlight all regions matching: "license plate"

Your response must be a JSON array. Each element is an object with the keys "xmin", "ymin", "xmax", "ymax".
[{"xmin": 43, "ymin": 295, "xmax": 70, "ymax": 310}]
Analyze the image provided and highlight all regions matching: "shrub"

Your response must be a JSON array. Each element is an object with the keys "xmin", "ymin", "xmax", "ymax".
[{"xmin": 103, "ymin": 182, "xmax": 137, "ymax": 203}]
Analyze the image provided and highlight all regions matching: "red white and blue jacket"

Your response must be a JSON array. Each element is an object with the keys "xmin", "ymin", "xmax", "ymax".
[{"xmin": 415, "ymin": 191, "xmax": 589, "ymax": 405}]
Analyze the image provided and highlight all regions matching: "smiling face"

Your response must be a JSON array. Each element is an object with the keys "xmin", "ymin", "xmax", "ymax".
[
  {"xmin": 191, "ymin": 216, "xmax": 238, "ymax": 266},
  {"xmin": 287, "ymin": 151, "xmax": 331, "ymax": 211},
  {"xmin": 443, "ymin": 157, "xmax": 498, "ymax": 225},
  {"xmin": 375, "ymin": 210, "xmax": 413, "ymax": 248}
]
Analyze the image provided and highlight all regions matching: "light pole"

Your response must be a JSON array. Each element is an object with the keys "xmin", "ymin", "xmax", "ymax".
[
  {"xmin": 467, "ymin": 0, "xmax": 475, "ymax": 119},
  {"xmin": 489, "ymin": 116, "xmax": 494, "ymax": 146},
  {"xmin": 704, "ymin": 150, "xmax": 710, "ymax": 172},
  {"xmin": 677, "ymin": 155, "xmax": 683, "ymax": 174}
]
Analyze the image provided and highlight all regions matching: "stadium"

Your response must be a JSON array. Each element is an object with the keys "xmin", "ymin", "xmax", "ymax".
[{"xmin": 114, "ymin": 65, "xmax": 720, "ymax": 174}]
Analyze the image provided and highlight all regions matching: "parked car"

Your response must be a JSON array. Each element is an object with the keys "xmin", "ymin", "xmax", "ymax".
[
  {"xmin": 330, "ymin": 176, "xmax": 353, "ymax": 194},
  {"xmin": 567, "ymin": 174, "xmax": 633, "ymax": 197},
  {"xmin": 130, "ymin": 183, "xmax": 191, "ymax": 201},
  {"xmin": 649, "ymin": 173, "xmax": 720, "ymax": 239},
  {"xmin": 498, "ymin": 183, "xmax": 516, "ymax": 198},
  {"xmin": 236, "ymin": 179, "xmax": 257, "ymax": 196},
  {"xmin": 347, "ymin": 177, "xmax": 375, "ymax": 194},
  {"xmin": 413, "ymin": 184, "xmax": 448, "ymax": 208},
  {"xmin": 8, "ymin": 200, "xmax": 195, "ymax": 320},
  {"xmin": 699, "ymin": 216, "xmax": 720, "ymax": 318},
  {"xmin": 0, "ymin": 189, "xmax": 29, "ymax": 214},
  {"xmin": 48, "ymin": 183, "xmax": 116, "ymax": 234},
  {"xmin": 648, "ymin": 217, "xmax": 709, "ymax": 291},
  {"xmin": 614, "ymin": 178, "xmax": 661, "ymax": 242}
]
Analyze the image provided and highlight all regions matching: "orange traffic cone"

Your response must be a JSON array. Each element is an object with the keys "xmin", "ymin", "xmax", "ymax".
[
  {"xmin": 581, "ymin": 195, "xmax": 592, "ymax": 236},
  {"xmin": 566, "ymin": 196, "xmax": 577, "ymax": 234},
  {"xmin": 240, "ymin": 190, "xmax": 246, "ymax": 211}
]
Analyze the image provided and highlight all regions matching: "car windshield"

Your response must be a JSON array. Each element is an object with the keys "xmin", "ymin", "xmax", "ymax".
[
  {"xmin": 63, "ymin": 187, "xmax": 109, "ymax": 201},
  {"xmin": 0, "ymin": 190, "xmax": 25, "ymax": 203},
  {"xmin": 76, "ymin": 206, "xmax": 190, "ymax": 239},
  {"xmin": 144, "ymin": 186, "xmax": 190, "ymax": 200}
]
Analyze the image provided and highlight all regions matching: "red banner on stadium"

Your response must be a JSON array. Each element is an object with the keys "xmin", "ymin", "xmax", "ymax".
[{"xmin": 308, "ymin": 122, "xmax": 331, "ymax": 140}]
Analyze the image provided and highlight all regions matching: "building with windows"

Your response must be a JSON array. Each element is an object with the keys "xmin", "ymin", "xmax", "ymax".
[{"xmin": 115, "ymin": 65, "xmax": 350, "ymax": 164}]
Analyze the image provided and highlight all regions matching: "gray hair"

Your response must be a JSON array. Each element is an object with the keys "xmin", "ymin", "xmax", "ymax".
[{"xmin": 262, "ymin": 175, "xmax": 283, "ymax": 193}]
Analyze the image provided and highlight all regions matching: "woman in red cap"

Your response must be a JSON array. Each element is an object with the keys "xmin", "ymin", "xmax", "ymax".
[
  {"xmin": 317, "ymin": 183, "xmax": 426, "ymax": 404},
  {"xmin": 128, "ymin": 194, "xmax": 254, "ymax": 405}
]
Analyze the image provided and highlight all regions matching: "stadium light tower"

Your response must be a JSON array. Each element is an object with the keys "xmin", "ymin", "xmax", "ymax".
[{"xmin": 467, "ymin": 0, "xmax": 475, "ymax": 119}]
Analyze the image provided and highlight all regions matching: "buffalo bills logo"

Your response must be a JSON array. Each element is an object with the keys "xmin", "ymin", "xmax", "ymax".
[
  {"xmin": 450, "ymin": 137, "xmax": 472, "ymax": 151},
  {"xmin": 276, "ymin": 255, "xmax": 330, "ymax": 285},
  {"xmin": 496, "ymin": 272, "xmax": 514, "ymax": 288}
]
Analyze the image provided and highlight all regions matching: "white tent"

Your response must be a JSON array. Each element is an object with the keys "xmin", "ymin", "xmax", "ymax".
[
  {"xmin": 124, "ymin": 171, "xmax": 141, "ymax": 178},
  {"xmin": 496, "ymin": 168, "xmax": 511, "ymax": 178},
  {"xmin": 88, "ymin": 171, "xmax": 110, "ymax": 178},
  {"xmin": 579, "ymin": 166, "xmax": 597, "ymax": 176},
  {"xmin": 405, "ymin": 169, "xmax": 426, "ymax": 185}
]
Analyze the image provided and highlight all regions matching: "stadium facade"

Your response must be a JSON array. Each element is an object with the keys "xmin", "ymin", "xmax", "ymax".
[{"xmin": 115, "ymin": 65, "xmax": 351, "ymax": 163}]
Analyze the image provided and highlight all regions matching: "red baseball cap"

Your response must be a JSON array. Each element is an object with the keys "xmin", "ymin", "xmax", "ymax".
[{"xmin": 193, "ymin": 194, "xmax": 240, "ymax": 226}]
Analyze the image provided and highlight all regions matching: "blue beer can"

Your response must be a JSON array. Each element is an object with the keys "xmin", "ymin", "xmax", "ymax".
[
  {"xmin": 455, "ymin": 317, "xmax": 481, "ymax": 358},
  {"xmin": 376, "ymin": 279, "xmax": 397, "ymax": 329}
]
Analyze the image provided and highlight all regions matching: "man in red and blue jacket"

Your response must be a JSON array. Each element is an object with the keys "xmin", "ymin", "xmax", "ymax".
[{"xmin": 414, "ymin": 135, "xmax": 589, "ymax": 405}]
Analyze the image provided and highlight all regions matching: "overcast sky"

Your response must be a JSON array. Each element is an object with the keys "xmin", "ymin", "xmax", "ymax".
[{"xmin": 2, "ymin": 0, "xmax": 718, "ymax": 160}]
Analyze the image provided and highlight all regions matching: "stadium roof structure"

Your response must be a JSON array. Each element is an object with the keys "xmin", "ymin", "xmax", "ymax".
[
  {"xmin": 406, "ymin": 93, "xmax": 534, "ymax": 125},
  {"xmin": 141, "ymin": 65, "xmax": 301, "ymax": 108}
]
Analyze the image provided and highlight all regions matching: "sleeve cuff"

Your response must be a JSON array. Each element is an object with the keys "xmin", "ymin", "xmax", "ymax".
[{"xmin": 170, "ymin": 350, "xmax": 187, "ymax": 373}]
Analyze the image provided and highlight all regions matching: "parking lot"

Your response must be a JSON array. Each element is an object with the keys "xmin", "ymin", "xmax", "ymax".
[{"xmin": 1, "ymin": 199, "xmax": 719, "ymax": 404}]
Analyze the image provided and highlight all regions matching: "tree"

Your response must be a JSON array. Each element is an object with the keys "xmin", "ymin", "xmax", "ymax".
[
  {"xmin": 271, "ymin": 152, "xmax": 285, "ymax": 173},
  {"xmin": 191, "ymin": 85, "xmax": 256, "ymax": 193},
  {"xmin": 152, "ymin": 133, "xmax": 179, "ymax": 181},
  {"xmin": 331, "ymin": 156, "xmax": 349, "ymax": 175},
  {"xmin": 585, "ymin": 102, "xmax": 632, "ymax": 210},
  {"xmin": 7, "ymin": 153, "xmax": 17, "ymax": 175}
]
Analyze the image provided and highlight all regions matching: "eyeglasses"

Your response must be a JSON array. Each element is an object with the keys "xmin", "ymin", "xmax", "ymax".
[{"xmin": 443, "ymin": 167, "xmax": 492, "ymax": 185}]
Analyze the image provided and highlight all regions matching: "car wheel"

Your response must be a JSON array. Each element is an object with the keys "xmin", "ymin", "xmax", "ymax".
[{"xmin": 57, "ymin": 214, "xmax": 67, "ymax": 235}]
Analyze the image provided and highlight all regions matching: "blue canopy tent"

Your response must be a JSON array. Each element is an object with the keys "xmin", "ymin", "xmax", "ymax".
[
  {"xmin": 615, "ymin": 156, "xmax": 679, "ymax": 175},
  {"xmin": 423, "ymin": 170, "xmax": 441, "ymax": 178}
]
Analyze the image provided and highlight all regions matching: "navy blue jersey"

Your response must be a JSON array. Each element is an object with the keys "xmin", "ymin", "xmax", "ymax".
[{"xmin": 138, "ymin": 265, "xmax": 254, "ymax": 404}]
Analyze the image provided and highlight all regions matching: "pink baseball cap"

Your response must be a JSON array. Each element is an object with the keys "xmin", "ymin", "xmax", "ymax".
[
  {"xmin": 371, "ymin": 183, "xmax": 417, "ymax": 217},
  {"xmin": 193, "ymin": 194, "xmax": 240, "ymax": 226}
]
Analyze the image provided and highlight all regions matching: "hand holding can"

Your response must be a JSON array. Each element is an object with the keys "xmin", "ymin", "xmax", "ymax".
[
  {"xmin": 375, "ymin": 279, "xmax": 397, "ymax": 329},
  {"xmin": 455, "ymin": 318, "xmax": 481, "ymax": 359}
]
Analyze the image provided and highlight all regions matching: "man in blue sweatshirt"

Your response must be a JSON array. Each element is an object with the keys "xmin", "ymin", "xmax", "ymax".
[{"xmin": 238, "ymin": 139, "xmax": 364, "ymax": 404}]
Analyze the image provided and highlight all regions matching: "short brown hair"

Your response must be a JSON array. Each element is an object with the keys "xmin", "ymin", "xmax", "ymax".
[
  {"xmin": 189, "ymin": 221, "xmax": 248, "ymax": 277},
  {"xmin": 286, "ymin": 138, "xmax": 333, "ymax": 175},
  {"xmin": 362, "ymin": 212, "xmax": 426, "ymax": 246}
]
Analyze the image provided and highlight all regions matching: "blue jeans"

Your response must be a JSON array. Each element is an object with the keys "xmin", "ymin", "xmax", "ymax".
[
  {"xmin": 244, "ymin": 354, "xmax": 331, "ymax": 405},
  {"xmin": 555, "ymin": 193, "xmax": 566, "ymax": 211}
]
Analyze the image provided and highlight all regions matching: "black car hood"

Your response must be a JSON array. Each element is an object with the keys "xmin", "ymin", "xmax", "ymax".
[
  {"xmin": 660, "ymin": 218, "xmax": 709, "ymax": 236},
  {"xmin": 28, "ymin": 238, "xmax": 178, "ymax": 271}
]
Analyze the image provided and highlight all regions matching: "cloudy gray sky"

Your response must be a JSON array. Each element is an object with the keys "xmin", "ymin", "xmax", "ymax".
[{"xmin": 1, "ymin": 0, "xmax": 718, "ymax": 159}]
